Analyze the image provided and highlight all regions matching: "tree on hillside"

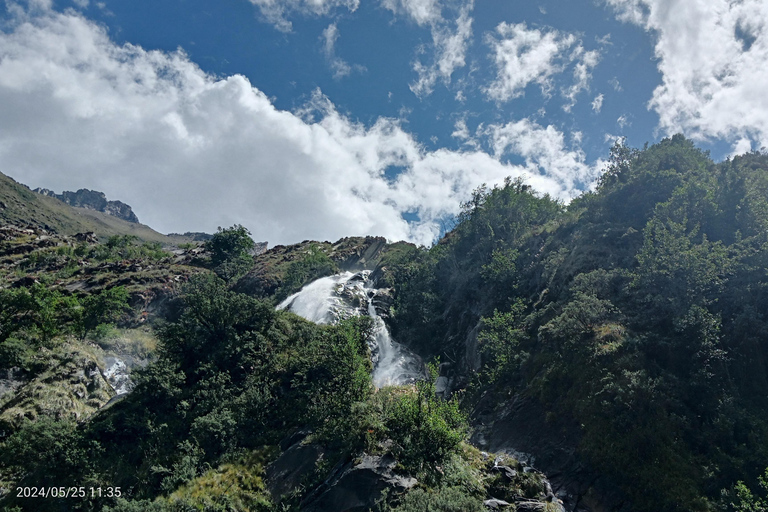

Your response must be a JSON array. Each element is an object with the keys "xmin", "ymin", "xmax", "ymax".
[{"xmin": 204, "ymin": 224, "xmax": 256, "ymax": 281}]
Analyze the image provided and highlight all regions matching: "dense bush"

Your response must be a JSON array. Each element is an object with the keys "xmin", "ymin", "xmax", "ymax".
[
  {"xmin": 0, "ymin": 283, "xmax": 130, "ymax": 370},
  {"xmin": 204, "ymin": 224, "xmax": 255, "ymax": 281},
  {"xmin": 380, "ymin": 366, "xmax": 468, "ymax": 473},
  {"xmin": 24, "ymin": 273, "xmax": 374, "ymax": 509}
]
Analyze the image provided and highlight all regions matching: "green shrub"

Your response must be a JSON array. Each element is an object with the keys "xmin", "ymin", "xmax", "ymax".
[
  {"xmin": 380, "ymin": 367, "xmax": 468, "ymax": 473},
  {"xmin": 720, "ymin": 467, "xmax": 768, "ymax": 512},
  {"xmin": 204, "ymin": 224, "xmax": 255, "ymax": 280},
  {"xmin": 0, "ymin": 336, "xmax": 31, "ymax": 370}
]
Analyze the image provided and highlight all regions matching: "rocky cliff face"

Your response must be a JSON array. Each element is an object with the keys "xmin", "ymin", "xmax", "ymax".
[{"xmin": 34, "ymin": 187, "xmax": 139, "ymax": 223}]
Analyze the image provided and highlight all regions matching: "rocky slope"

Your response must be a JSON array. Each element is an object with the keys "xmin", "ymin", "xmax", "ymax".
[
  {"xmin": 1, "ymin": 171, "xmax": 198, "ymax": 245},
  {"xmin": 34, "ymin": 188, "xmax": 140, "ymax": 223}
]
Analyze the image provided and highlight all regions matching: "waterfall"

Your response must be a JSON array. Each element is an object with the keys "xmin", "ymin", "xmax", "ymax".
[{"xmin": 277, "ymin": 272, "xmax": 426, "ymax": 387}]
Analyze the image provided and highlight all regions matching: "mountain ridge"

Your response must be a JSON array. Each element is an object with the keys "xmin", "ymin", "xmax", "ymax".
[
  {"xmin": 33, "ymin": 187, "xmax": 140, "ymax": 224},
  {"xmin": 0, "ymin": 171, "xmax": 201, "ymax": 246}
]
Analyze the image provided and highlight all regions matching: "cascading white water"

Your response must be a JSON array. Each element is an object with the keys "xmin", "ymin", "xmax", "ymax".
[
  {"xmin": 277, "ymin": 272, "xmax": 425, "ymax": 387},
  {"xmin": 276, "ymin": 272, "xmax": 358, "ymax": 324}
]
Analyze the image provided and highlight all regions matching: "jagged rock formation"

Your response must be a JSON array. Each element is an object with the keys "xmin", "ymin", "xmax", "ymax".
[{"xmin": 34, "ymin": 187, "xmax": 139, "ymax": 223}]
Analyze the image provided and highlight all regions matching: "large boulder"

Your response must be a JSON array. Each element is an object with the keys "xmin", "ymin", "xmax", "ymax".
[
  {"xmin": 266, "ymin": 436, "xmax": 326, "ymax": 499},
  {"xmin": 301, "ymin": 454, "xmax": 417, "ymax": 512}
]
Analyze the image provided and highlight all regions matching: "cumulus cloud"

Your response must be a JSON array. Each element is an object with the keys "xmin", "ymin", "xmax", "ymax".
[
  {"xmin": 246, "ymin": 0, "xmax": 359, "ymax": 32},
  {"xmin": 562, "ymin": 47, "xmax": 601, "ymax": 112},
  {"xmin": 486, "ymin": 119, "xmax": 603, "ymax": 193},
  {"xmin": 0, "ymin": 7, "xmax": 601, "ymax": 246},
  {"xmin": 485, "ymin": 22, "xmax": 600, "ymax": 106},
  {"xmin": 606, "ymin": 0, "xmax": 768, "ymax": 148},
  {"xmin": 730, "ymin": 137, "xmax": 753, "ymax": 157}
]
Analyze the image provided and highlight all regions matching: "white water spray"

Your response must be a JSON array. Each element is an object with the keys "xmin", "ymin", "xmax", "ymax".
[{"xmin": 277, "ymin": 272, "xmax": 425, "ymax": 387}]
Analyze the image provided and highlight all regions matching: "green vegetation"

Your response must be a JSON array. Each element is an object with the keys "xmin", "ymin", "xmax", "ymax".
[
  {"xmin": 0, "ymin": 284, "xmax": 129, "ymax": 367},
  {"xmin": 720, "ymin": 467, "xmax": 768, "ymax": 512},
  {"xmin": 204, "ymin": 224, "xmax": 256, "ymax": 281},
  {"xmin": 6, "ymin": 136, "xmax": 768, "ymax": 511},
  {"xmin": 87, "ymin": 235, "xmax": 169, "ymax": 262},
  {"xmin": 0, "ymin": 271, "xmax": 372, "ymax": 510},
  {"xmin": 380, "ymin": 365, "xmax": 467, "ymax": 473},
  {"xmin": 0, "ymin": 263, "xmax": 483, "ymax": 511},
  {"xmin": 383, "ymin": 137, "xmax": 768, "ymax": 510}
]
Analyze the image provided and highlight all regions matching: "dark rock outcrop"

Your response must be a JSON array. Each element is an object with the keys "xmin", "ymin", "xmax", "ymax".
[
  {"xmin": 301, "ymin": 453, "xmax": 417, "ymax": 512},
  {"xmin": 34, "ymin": 187, "xmax": 139, "ymax": 223},
  {"xmin": 266, "ymin": 432, "xmax": 417, "ymax": 512},
  {"xmin": 167, "ymin": 231, "xmax": 213, "ymax": 241},
  {"xmin": 484, "ymin": 498, "xmax": 512, "ymax": 510},
  {"xmin": 266, "ymin": 436, "xmax": 326, "ymax": 499},
  {"xmin": 471, "ymin": 393, "xmax": 623, "ymax": 512}
]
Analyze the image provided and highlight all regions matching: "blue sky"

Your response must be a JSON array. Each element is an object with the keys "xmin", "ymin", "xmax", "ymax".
[{"xmin": 0, "ymin": 0, "xmax": 766, "ymax": 245}]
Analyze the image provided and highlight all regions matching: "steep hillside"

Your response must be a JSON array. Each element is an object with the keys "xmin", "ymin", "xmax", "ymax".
[
  {"xmin": 384, "ymin": 135, "xmax": 768, "ymax": 511},
  {"xmin": 0, "ymin": 172, "xmax": 195, "ymax": 245}
]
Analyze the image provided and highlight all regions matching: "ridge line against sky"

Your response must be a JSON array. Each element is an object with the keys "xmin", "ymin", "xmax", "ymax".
[{"xmin": 0, "ymin": 0, "xmax": 766, "ymax": 245}]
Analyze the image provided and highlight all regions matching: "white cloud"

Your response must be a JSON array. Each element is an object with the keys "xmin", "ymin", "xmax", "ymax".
[
  {"xmin": 562, "ymin": 47, "xmax": 601, "ymax": 112},
  {"xmin": 410, "ymin": 3, "xmax": 473, "ymax": 97},
  {"xmin": 380, "ymin": 0, "xmax": 475, "ymax": 98},
  {"xmin": 246, "ymin": 0, "xmax": 359, "ymax": 32},
  {"xmin": 606, "ymin": 0, "xmax": 768, "ymax": 149},
  {"xmin": 730, "ymin": 137, "xmax": 752, "ymax": 157},
  {"xmin": 592, "ymin": 93, "xmax": 604, "ymax": 112},
  {"xmin": 320, "ymin": 23, "xmax": 363, "ymax": 79},
  {"xmin": 380, "ymin": 0, "xmax": 442, "ymax": 26},
  {"xmin": 73, "ymin": 0, "xmax": 89, "ymax": 8},
  {"xmin": 486, "ymin": 119, "xmax": 604, "ymax": 193},
  {"xmin": 617, "ymin": 114, "xmax": 630, "ymax": 129},
  {"xmin": 486, "ymin": 22, "xmax": 600, "ymax": 104},
  {"xmin": 0, "ymin": 8, "xmax": 601, "ymax": 246},
  {"xmin": 451, "ymin": 119, "xmax": 470, "ymax": 140},
  {"xmin": 486, "ymin": 23, "xmax": 571, "ymax": 101}
]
